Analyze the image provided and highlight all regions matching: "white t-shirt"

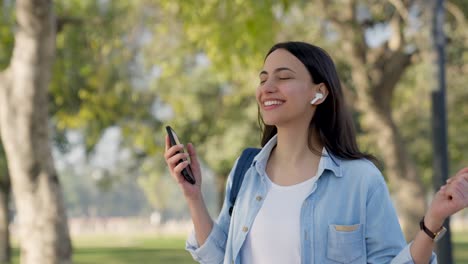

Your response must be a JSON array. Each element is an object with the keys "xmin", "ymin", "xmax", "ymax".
[{"xmin": 240, "ymin": 156, "xmax": 323, "ymax": 264}]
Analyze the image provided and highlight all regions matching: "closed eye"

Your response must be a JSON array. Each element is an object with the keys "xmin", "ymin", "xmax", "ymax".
[{"xmin": 259, "ymin": 76, "xmax": 292, "ymax": 85}]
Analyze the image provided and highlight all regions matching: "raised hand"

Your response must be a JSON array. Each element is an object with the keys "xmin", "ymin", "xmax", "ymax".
[
  {"xmin": 164, "ymin": 135, "xmax": 203, "ymax": 201},
  {"xmin": 425, "ymin": 167, "xmax": 468, "ymax": 230}
]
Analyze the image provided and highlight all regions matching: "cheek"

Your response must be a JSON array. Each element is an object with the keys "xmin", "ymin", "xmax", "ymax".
[
  {"xmin": 284, "ymin": 84, "xmax": 310, "ymax": 101},
  {"xmin": 255, "ymin": 87, "xmax": 261, "ymax": 103}
]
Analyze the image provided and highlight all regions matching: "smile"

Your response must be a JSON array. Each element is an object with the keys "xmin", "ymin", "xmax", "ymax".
[{"xmin": 263, "ymin": 100, "xmax": 284, "ymax": 106}]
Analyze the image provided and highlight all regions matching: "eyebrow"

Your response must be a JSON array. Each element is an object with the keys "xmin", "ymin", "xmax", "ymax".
[{"xmin": 259, "ymin": 67, "xmax": 296, "ymax": 76}]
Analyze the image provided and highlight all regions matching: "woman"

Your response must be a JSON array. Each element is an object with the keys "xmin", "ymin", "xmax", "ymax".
[{"xmin": 164, "ymin": 41, "xmax": 468, "ymax": 264}]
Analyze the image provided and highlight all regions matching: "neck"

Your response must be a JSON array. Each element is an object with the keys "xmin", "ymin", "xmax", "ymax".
[{"xmin": 273, "ymin": 125, "xmax": 323, "ymax": 166}]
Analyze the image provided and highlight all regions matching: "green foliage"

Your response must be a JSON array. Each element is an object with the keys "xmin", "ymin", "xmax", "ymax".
[
  {"xmin": 445, "ymin": 6, "xmax": 468, "ymax": 177},
  {"xmin": 52, "ymin": 0, "xmax": 158, "ymax": 152},
  {"xmin": 3, "ymin": 0, "xmax": 467, "ymax": 217},
  {"xmin": 158, "ymin": 1, "xmax": 279, "ymax": 79},
  {"xmin": 0, "ymin": 142, "xmax": 8, "ymax": 186},
  {"xmin": 0, "ymin": 1, "xmax": 14, "ymax": 69},
  {"xmin": 148, "ymin": 1, "xmax": 284, "ymax": 180}
]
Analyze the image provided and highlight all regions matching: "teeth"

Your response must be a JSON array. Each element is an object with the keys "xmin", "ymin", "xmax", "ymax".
[{"xmin": 264, "ymin": 100, "xmax": 283, "ymax": 106}]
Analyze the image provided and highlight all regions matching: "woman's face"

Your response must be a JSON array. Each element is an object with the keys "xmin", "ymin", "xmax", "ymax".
[{"xmin": 256, "ymin": 49, "xmax": 316, "ymax": 127}]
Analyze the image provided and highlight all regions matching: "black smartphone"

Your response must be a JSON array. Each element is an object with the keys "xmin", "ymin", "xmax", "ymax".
[{"xmin": 166, "ymin": 126, "xmax": 196, "ymax": 185}]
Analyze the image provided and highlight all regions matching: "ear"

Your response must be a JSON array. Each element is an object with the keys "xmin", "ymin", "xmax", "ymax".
[
  {"xmin": 310, "ymin": 83, "xmax": 329, "ymax": 105},
  {"xmin": 316, "ymin": 83, "xmax": 329, "ymax": 98}
]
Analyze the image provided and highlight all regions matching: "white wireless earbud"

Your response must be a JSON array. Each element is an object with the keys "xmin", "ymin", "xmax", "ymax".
[{"xmin": 310, "ymin": 93, "xmax": 324, "ymax": 105}]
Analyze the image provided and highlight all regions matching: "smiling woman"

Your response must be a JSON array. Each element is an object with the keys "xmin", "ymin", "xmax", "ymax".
[{"xmin": 164, "ymin": 41, "xmax": 468, "ymax": 264}]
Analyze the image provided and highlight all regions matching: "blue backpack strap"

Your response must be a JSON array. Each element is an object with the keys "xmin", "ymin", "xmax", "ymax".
[{"xmin": 229, "ymin": 147, "xmax": 261, "ymax": 217}]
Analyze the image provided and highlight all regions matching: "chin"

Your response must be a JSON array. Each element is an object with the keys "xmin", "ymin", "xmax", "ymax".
[{"xmin": 261, "ymin": 117, "xmax": 282, "ymax": 126}]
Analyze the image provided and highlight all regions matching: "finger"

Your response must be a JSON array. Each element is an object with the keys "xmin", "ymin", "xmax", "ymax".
[
  {"xmin": 167, "ymin": 152, "xmax": 189, "ymax": 168},
  {"xmin": 164, "ymin": 144, "xmax": 185, "ymax": 161},
  {"xmin": 173, "ymin": 160, "xmax": 190, "ymax": 182},
  {"xmin": 455, "ymin": 179, "xmax": 468, "ymax": 200},
  {"xmin": 462, "ymin": 172, "xmax": 468, "ymax": 182},
  {"xmin": 171, "ymin": 168, "xmax": 188, "ymax": 185},
  {"xmin": 452, "ymin": 175, "xmax": 468, "ymax": 191},
  {"xmin": 165, "ymin": 135, "xmax": 170, "ymax": 152},
  {"xmin": 455, "ymin": 167, "xmax": 468, "ymax": 178}
]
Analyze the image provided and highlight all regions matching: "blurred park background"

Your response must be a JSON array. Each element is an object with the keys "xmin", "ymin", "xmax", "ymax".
[{"xmin": 0, "ymin": 0, "xmax": 468, "ymax": 263}]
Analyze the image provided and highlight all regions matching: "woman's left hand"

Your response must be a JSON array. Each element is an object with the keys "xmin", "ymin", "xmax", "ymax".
[{"xmin": 424, "ymin": 167, "xmax": 468, "ymax": 230}]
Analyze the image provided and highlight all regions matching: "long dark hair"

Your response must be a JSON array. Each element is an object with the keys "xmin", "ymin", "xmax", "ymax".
[{"xmin": 259, "ymin": 41, "xmax": 378, "ymax": 164}]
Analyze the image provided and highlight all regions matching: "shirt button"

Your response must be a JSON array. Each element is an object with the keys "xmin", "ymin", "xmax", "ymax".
[
  {"xmin": 256, "ymin": 196, "xmax": 263, "ymax": 201},
  {"xmin": 242, "ymin": 226, "xmax": 249, "ymax": 232}
]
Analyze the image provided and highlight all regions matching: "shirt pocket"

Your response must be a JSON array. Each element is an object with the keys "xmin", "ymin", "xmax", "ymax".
[{"xmin": 327, "ymin": 224, "xmax": 364, "ymax": 263}]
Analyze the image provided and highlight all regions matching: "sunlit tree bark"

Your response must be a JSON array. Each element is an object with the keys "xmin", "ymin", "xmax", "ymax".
[{"xmin": 0, "ymin": 0, "xmax": 72, "ymax": 263}]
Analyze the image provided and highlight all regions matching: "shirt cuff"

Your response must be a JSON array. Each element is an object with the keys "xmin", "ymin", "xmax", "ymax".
[
  {"xmin": 186, "ymin": 223, "xmax": 227, "ymax": 263},
  {"xmin": 391, "ymin": 242, "xmax": 437, "ymax": 264}
]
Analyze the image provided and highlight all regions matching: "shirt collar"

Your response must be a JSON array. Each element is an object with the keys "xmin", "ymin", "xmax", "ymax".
[{"xmin": 253, "ymin": 134, "xmax": 342, "ymax": 178}]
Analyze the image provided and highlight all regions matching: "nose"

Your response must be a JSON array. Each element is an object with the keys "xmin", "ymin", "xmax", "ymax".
[{"xmin": 259, "ymin": 79, "xmax": 277, "ymax": 93}]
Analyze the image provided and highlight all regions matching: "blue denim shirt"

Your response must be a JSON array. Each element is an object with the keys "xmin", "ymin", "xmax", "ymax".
[{"xmin": 186, "ymin": 135, "xmax": 437, "ymax": 264}]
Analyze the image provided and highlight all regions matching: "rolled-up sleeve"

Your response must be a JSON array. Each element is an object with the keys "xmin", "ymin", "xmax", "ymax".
[
  {"xmin": 186, "ymin": 223, "xmax": 229, "ymax": 263},
  {"xmin": 185, "ymin": 159, "xmax": 240, "ymax": 264},
  {"xmin": 390, "ymin": 242, "xmax": 437, "ymax": 264},
  {"xmin": 365, "ymin": 175, "xmax": 437, "ymax": 264}
]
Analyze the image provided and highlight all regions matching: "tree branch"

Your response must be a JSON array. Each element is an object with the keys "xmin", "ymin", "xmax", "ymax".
[
  {"xmin": 16, "ymin": 0, "xmax": 54, "ymax": 36},
  {"xmin": 318, "ymin": 0, "xmax": 368, "ymax": 64},
  {"xmin": 388, "ymin": 13, "xmax": 405, "ymax": 51},
  {"xmin": 388, "ymin": 0, "xmax": 409, "ymax": 21},
  {"xmin": 446, "ymin": 1, "xmax": 466, "ymax": 28},
  {"xmin": 56, "ymin": 16, "xmax": 83, "ymax": 33},
  {"xmin": 367, "ymin": 45, "xmax": 387, "ymax": 66},
  {"xmin": 372, "ymin": 51, "xmax": 413, "ymax": 114}
]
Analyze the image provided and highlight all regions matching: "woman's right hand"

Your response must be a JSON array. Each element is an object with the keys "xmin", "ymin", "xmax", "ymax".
[
  {"xmin": 164, "ymin": 135, "xmax": 203, "ymax": 201},
  {"xmin": 165, "ymin": 136, "xmax": 214, "ymax": 246}
]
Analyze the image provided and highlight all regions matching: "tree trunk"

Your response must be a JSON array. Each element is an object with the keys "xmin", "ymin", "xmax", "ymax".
[
  {"xmin": 0, "ymin": 143, "xmax": 11, "ymax": 263},
  {"xmin": 0, "ymin": 1, "xmax": 72, "ymax": 263},
  {"xmin": 331, "ymin": 5, "xmax": 428, "ymax": 238},
  {"xmin": 349, "ymin": 54, "xmax": 427, "ymax": 240},
  {"xmin": 0, "ymin": 175, "xmax": 10, "ymax": 264},
  {"xmin": 359, "ymin": 100, "xmax": 426, "ymax": 240}
]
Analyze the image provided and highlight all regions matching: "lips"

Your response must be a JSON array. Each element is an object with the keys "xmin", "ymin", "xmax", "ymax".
[
  {"xmin": 264, "ymin": 100, "xmax": 284, "ymax": 106},
  {"xmin": 261, "ymin": 99, "xmax": 285, "ymax": 110}
]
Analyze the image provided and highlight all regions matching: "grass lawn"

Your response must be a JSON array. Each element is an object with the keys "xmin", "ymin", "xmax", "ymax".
[
  {"xmin": 11, "ymin": 234, "xmax": 196, "ymax": 264},
  {"xmin": 70, "ymin": 234, "xmax": 196, "ymax": 264},
  {"xmin": 453, "ymin": 231, "xmax": 468, "ymax": 264},
  {"xmin": 8, "ymin": 231, "xmax": 468, "ymax": 263}
]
